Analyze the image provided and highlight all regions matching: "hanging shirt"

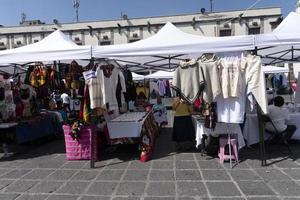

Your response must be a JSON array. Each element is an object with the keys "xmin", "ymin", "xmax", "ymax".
[
  {"xmin": 96, "ymin": 65, "xmax": 120, "ymax": 110},
  {"xmin": 158, "ymin": 80, "xmax": 166, "ymax": 96},
  {"xmin": 244, "ymin": 54, "xmax": 268, "ymax": 114},
  {"xmin": 172, "ymin": 97, "xmax": 193, "ymax": 117},
  {"xmin": 219, "ymin": 56, "xmax": 244, "ymax": 98},
  {"xmin": 173, "ymin": 59, "xmax": 205, "ymax": 103},
  {"xmin": 198, "ymin": 54, "xmax": 222, "ymax": 103}
]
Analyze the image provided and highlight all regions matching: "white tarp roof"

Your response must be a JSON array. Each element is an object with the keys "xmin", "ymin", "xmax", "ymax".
[
  {"xmin": 256, "ymin": 12, "xmax": 300, "ymax": 64},
  {"xmin": 132, "ymin": 72, "xmax": 145, "ymax": 80},
  {"xmin": 145, "ymin": 70, "xmax": 174, "ymax": 79},
  {"xmin": 262, "ymin": 65, "xmax": 289, "ymax": 74},
  {"xmin": 93, "ymin": 22, "xmax": 255, "ymax": 67},
  {"xmin": 0, "ymin": 30, "xmax": 91, "ymax": 64}
]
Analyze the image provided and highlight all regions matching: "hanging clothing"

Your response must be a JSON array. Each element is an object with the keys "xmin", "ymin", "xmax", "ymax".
[
  {"xmin": 173, "ymin": 59, "xmax": 205, "ymax": 103},
  {"xmin": 219, "ymin": 55, "xmax": 244, "ymax": 98},
  {"xmin": 157, "ymin": 80, "xmax": 166, "ymax": 96},
  {"xmin": 244, "ymin": 54, "xmax": 268, "ymax": 114},
  {"xmin": 84, "ymin": 70, "xmax": 102, "ymax": 109},
  {"xmin": 198, "ymin": 54, "xmax": 222, "ymax": 103},
  {"xmin": 96, "ymin": 65, "xmax": 120, "ymax": 110},
  {"xmin": 149, "ymin": 81, "xmax": 159, "ymax": 99}
]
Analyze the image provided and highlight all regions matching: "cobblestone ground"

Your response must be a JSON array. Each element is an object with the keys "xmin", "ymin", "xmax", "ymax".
[{"xmin": 1, "ymin": 128, "xmax": 300, "ymax": 200}]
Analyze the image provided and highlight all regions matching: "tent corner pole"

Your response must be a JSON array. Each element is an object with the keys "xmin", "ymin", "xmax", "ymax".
[{"xmin": 254, "ymin": 46, "xmax": 267, "ymax": 167}]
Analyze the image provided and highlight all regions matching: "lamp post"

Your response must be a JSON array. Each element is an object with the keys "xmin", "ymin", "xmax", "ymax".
[{"xmin": 210, "ymin": 0, "xmax": 213, "ymax": 12}]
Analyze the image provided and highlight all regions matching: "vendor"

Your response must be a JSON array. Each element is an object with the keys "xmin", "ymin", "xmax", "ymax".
[
  {"xmin": 172, "ymin": 95, "xmax": 195, "ymax": 151},
  {"xmin": 266, "ymin": 96, "xmax": 297, "ymax": 142},
  {"xmin": 152, "ymin": 96, "xmax": 168, "ymax": 128}
]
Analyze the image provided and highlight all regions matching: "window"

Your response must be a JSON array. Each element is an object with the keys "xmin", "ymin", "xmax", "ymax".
[
  {"xmin": 0, "ymin": 42, "xmax": 4, "ymax": 46},
  {"xmin": 219, "ymin": 29, "xmax": 232, "ymax": 37},
  {"xmin": 33, "ymin": 40, "xmax": 39, "ymax": 43},
  {"xmin": 129, "ymin": 39, "xmax": 140, "ymax": 43},
  {"xmin": 16, "ymin": 41, "xmax": 22, "ymax": 45},
  {"xmin": 248, "ymin": 27, "xmax": 260, "ymax": 35},
  {"xmin": 100, "ymin": 41, "xmax": 111, "ymax": 46}
]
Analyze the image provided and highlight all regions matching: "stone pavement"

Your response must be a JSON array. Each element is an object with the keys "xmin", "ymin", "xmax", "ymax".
[{"xmin": 1, "ymin": 128, "xmax": 300, "ymax": 200}]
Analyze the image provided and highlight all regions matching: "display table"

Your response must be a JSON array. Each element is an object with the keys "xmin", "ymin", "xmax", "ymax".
[
  {"xmin": 192, "ymin": 115, "xmax": 246, "ymax": 149},
  {"xmin": 106, "ymin": 112, "xmax": 159, "ymax": 162},
  {"xmin": 243, "ymin": 113, "xmax": 300, "ymax": 146},
  {"xmin": 0, "ymin": 113, "xmax": 62, "ymax": 144}
]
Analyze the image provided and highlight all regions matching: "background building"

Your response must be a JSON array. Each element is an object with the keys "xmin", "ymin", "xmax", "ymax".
[{"xmin": 0, "ymin": 7, "xmax": 281, "ymax": 50}]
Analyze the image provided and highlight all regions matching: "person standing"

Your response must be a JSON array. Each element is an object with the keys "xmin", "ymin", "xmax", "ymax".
[{"xmin": 172, "ymin": 96, "xmax": 195, "ymax": 151}]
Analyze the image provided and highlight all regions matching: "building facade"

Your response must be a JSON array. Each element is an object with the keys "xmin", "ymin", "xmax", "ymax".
[{"xmin": 0, "ymin": 7, "xmax": 282, "ymax": 50}]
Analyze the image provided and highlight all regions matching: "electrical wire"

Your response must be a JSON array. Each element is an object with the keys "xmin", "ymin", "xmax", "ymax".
[{"xmin": 221, "ymin": 0, "xmax": 264, "ymax": 25}]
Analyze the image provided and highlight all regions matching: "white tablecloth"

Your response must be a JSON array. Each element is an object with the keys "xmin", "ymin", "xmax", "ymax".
[
  {"xmin": 243, "ymin": 113, "xmax": 300, "ymax": 146},
  {"xmin": 192, "ymin": 116, "xmax": 245, "ymax": 149},
  {"xmin": 107, "ymin": 112, "xmax": 148, "ymax": 139}
]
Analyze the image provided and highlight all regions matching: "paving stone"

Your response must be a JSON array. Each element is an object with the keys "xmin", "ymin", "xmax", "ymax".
[
  {"xmin": 228, "ymin": 169, "xmax": 262, "ymax": 181},
  {"xmin": 198, "ymin": 160, "xmax": 224, "ymax": 169},
  {"xmin": 283, "ymin": 169, "xmax": 300, "ymax": 180},
  {"xmin": 112, "ymin": 197, "xmax": 141, "ymax": 200},
  {"xmin": 0, "ymin": 193, "xmax": 20, "ymax": 200},
  {"xmin": 283, "ymin": 198, "xmax": 300, "ymax": 200},
  {"xmin": 22, "ymin": 169, "xmax": 54, "ymax": 180},
  {"xmin": 177, "ymin": 181, "xmax": 207, "ymax": 197},
  {"xmin": 123, "ymin": 170, "xmax": 148, "ymax": 181},
  {"xmin": 268, "ymin": 180, "xmax": 300, "ymax": 196},
  {"xmin": 201, "ymin": 170, "xmax": 230, "ymax": 180},
  {"xmin": 56, "ymin": 181, "xmax": 90, "ymax": 194},
  {"xmin": 116, "ymin": 181, "xmax": 146, "ymax": 196},
  {"xmin": 4, "ymin": 180, "xmax": 38, "ymax": 192},
  {"xmin": 152, "ymin": 160, "xmax": 174, "ymax": 169},
  {"xmin": 16, "ymin": 194, "xmax": 49, "ymax": 200},
  {"xmin": 96, "ymin": 170, "xmax": 124, "ymax": 181},
  {"xmin": 0, "ymin": 179, "xmax": 13, "ymax": 190},
  {"xmin": 104, "ymin": 161, "xmax": 129, "ymax": 170},
  {"xmin": 222, "ymin": 161, "xmax": 250, "ymax": 169},
  {"xmin": 0, "ymin": 169, "xmax": 11, "ymax": 176},
  {"xmin": 274, "ymin": 159, "xmax": 300, "ymax": 168},
  {"xmin": 0, "ymin": 169, "xmax": 31, "ymax": 179},
  {"xmin": 245, "ymin": 159, "xmax": 274, "ymax": 169},
  {"xmin": 47, "ymin": 170, "xmax": 77, "ymax": 180},
  {"xmin": 47, "ymin": 195, "xmax": 80, "ymax": 200},
  {"xmin": 175, "ymin": 170, "xmax": 202, "ymax": 180},
  {"xmin": 80, "ymin": 196, "xmax": 110, "ymax": 200},
  {"xmin": 29, "ymin": 181, "xmax": 64, "ymax": 193},
  {"xmin": 128, "ymin": 161, "xmax": 151, "ymax": 170},
  {"xmin": 247, "ymin": 197, "xmax": 280, "ymax": 200},
  {"xmin": 144, "ymin": 197, "xmax": 175, "ymax": 200},
  {"xmin": 177, "ymin": 198, "xmax": 199, "ymax": 200},
  {"xmin": 255, "ymin": 168, "xmax": 291, "ymax": 181},
  {"xmin": 61, "ymin": 161, "xmax": 87, "ymax": 169},
  {"xmin": 211, "ymin": 198, "xmax": 244, "ymax": 200},
  {"xmin": 206, "ymin": 181, "xmax": 241, "ymax": 197},
  {"xmin": 176, "ymin": 161, "xmax": 198, "ymax": 169},
  {"xmin": 71, "ymin": 170, "xmax": 99, "ymax": 181},
  {"xmin": 175, "ymin": 153, "xmax": 195, "ymax": 161},
  {"xmin": 146, "ymin": 182, "xmax": 175, "ymax": 196},
  {"xmin": 237, "ymin": 181, "xmax": 275, "ymax": 196},
  {"xmin": 149, "ymin": 170, "xmax": 175, "ymax": 181},
  {"xmin": 87, "ymin": 181, "xmax": 118, "ymax": 195}
]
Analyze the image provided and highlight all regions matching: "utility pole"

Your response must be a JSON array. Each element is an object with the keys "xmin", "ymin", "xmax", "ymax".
[
  {"xmin": 210, "ymin": 0, "xmax": 213, "ymax": 12},
  {"xmin": 73, "ymin": 0, "xmax": 80, "ymax": 22}
]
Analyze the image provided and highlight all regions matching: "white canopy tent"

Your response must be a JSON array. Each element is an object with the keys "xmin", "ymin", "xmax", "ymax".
[
  {"xmin": 132, "ymin": 72, "xmax": 145, "ymax": 81},
  {"xmin": 0, "ymin": 30, "xmax": 91, "ymax": 65},
  {"xmin": 145, "ymin": 70, "xmax": 174, "ymax": 79},
  {"xmin": 256, "ymin": 12, "xmax": 300, "ymax": 64},
  {"xmin": 93, "ymin": 22, "xmax": 255, "ymax": 71},
  {"xmin": 262, "ymin": 65, "xmax": 289, "ymax": 74}
]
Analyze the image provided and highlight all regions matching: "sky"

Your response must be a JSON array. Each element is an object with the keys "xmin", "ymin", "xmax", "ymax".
[{"xmin": 0, "ymin": 0, "xmax": 298, "ymax": 26}]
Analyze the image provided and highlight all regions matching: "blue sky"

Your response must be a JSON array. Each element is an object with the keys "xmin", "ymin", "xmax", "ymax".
[{"xmin": 0, "ymin": 0, "xmax": 298, "ymax": 26}]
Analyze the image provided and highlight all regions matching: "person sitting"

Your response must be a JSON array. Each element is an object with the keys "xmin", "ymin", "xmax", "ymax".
[
  {"xmin": 152, "ymin": 96, "xmax": 168, "ymax": 127},
  {"xmin": 265, "ymin": 96, "xmax": 296, "ymax": 142}
]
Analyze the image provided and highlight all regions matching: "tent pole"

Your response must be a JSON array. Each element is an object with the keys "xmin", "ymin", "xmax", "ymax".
[
  {"xmin": 90, "ymin": 57, "xmax": 95, "ymax": 169},
  {"xmin": 290, "ymin": 46, "xmax": 294, "ymax": 103},
  {"xmin": 254, "ymin": 47, "xmax": 267, "ymax": 166},
  {"xmin": 168, "ymin": 56, "xmax": 171, "ymax": 69}
]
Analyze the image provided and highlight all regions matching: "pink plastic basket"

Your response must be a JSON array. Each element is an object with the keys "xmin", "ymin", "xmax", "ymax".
[{"xmin": 63, "ymin": 125, "xmax": 98, "ymax": 161}]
